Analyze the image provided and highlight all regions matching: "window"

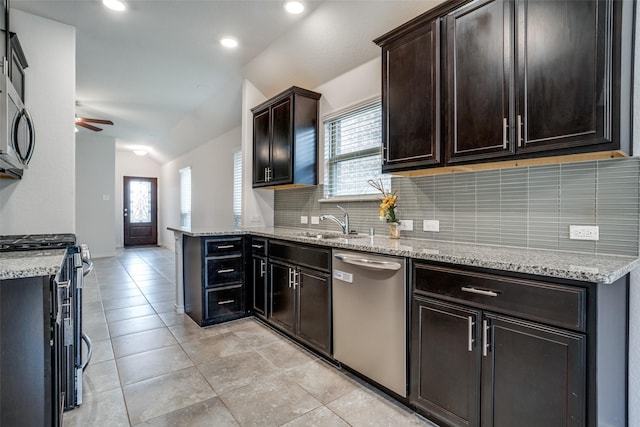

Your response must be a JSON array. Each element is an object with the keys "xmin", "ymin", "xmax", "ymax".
[
  {"xmin": 233, "ymin": 150, "xmax": 242, "ymax": 228},
  {"xmin": 324, "ymin": 101, "xmax": 390, "ymax": 198},
  {"xmin": 179, "ymin": 166, "xmax": 191, "ymax": 228}
]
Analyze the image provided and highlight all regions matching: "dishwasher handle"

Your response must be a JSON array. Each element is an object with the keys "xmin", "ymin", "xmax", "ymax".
[{"xmin": 334, "ymin": 253, "xmax": 402, "ymax": 271}]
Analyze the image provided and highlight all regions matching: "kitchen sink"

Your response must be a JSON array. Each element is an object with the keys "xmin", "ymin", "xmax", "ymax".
[{"xmin": 296, "ymin": 231, "xmax": 364, "ymax": 240}]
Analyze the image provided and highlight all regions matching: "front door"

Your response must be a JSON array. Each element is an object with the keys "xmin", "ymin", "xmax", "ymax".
[{"xmin": 123, "ymin": 176, "xmax": 158, "ymax": 246}]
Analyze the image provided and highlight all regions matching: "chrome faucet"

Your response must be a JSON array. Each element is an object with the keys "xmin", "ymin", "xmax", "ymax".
[{"xmin": 320, "ymin": 205, "xmax": 350, "ymax": 235}]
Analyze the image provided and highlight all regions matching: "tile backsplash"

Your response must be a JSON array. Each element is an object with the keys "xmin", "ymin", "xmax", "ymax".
[{"xmin": 274, "ymin": 157, "xmax": 640, "ymax": 256}]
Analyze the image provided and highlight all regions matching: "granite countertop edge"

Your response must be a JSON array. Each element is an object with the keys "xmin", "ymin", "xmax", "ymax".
[
  {"xmin": 0, "ymin": 249, "xmax": 67, "ymax": 280},
  {"xmin": 169, "ymin": 226, "xmax": 640, "ymax": 285}
]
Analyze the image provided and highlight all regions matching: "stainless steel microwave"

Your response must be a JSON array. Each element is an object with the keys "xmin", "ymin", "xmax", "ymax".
[{"xmin": 0, "ymin": 73, "xmax": 34, "ymax": 179}]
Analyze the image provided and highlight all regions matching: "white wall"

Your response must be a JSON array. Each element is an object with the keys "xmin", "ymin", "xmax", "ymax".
[
  {"xmin": 76, "ymin": 133, "xmax": 115, "ymax": 257},
  {"xmin": 115, "ymin": 150, "xmax": 161, "ymax": 248},
  {"xmin": 0, "ymin": 11, "xmax": 75, "ymax": 234},
  {"xmin": 160, "ymin": 126, "xmax": 241, "ymax": 246}
]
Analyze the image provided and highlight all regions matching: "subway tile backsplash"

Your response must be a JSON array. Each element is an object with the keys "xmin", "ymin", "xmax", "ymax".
[{"xmin": 274, "ymin": 157, "xmax": 640, "ymax": 256}]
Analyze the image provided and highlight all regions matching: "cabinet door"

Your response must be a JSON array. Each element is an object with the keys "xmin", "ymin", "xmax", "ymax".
[
  {"xmin": 517, "ymin": 0, "xmax": 614, "ymax": 153},
  {"xmin": 204, "ymin": 284, "xmax": 244, "ymax": 321},
  {"xmin": 253, "ymin": 108, "xmax": 271, "ymax": 186},
  {"xmin": 382, "ymin": 19, "xmax": 441, "ymax": 172},
  {"xmin": 445, "ymin": 0, "xmax": 514, "ymax": 164},
  {"xmin": 296, "ymin": 267, "xmax": 331, "ymax": 355},
  {"xmin": 252, "ymin": 256, "xmax": 267, "ymax": 317},
  {"xmin": 481, "ymin": 313, "xmax": 586, "ymax": 427},
  {"xmin": 270, "ymin": 97, "xmax": 293, "ymax": 184},
  {"xmin": 411, "ymin": 297, "xmax": 481, "ymax": 427},
  {"xmin": 269, "ymin": 262, "xmax": 295, "ymax": 333}
]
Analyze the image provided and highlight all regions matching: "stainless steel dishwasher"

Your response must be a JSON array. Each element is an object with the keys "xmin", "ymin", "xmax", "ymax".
[{"xmin": 332, "ymin": 249, "xmax": 407, "ymax": 397}]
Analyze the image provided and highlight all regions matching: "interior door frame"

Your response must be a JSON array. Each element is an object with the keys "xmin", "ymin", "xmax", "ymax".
[{"xmin": 123, "ymin": 176, "xmax": 158, "ymax": 247}]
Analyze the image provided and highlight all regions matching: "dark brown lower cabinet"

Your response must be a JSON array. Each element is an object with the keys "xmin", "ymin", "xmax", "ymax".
[
  {"xmin": 268, "ymin": 241, "xmax": 332, "ymax": 357},
  {"xmin": 412, "ymin": 296, "xmax": 586, "ymax": 427}
]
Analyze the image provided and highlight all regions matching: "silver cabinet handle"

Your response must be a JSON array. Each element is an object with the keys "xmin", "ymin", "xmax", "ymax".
[
  {"xmin": 217, "ymin": 245, "xmax": 234, "ymax": 249},
  {"xmin": 218, "ymin": 299, "xmax": 235, "ymax": 305},
  {"xmin": 517, "ymin": 114, "xmax": 523, "ymax": 147},
  {"xmin": 334, "ymin": 253, "xmax": 402, "ymax": 271},
  {"xmin": 502, "ymin": 117, "xmax": 509, "ymax": 149},
  {"xmin": 252, "ymin": 244, "xmax": 264, "ymax": 249},
  {"xmin": 260, "ymin": 260, "xmax": 266, "ymax": 278},
  {"xmin": 293, "ymin": 270, "xmax": 300, "ymax": 289},
  {"xmin": 217, "ymin": 268, "xmax": 235, "ymax": 274},
  {"xmin": 468, "ymin": 316, "xmax": 474, "ymax": 352},
  {"xmin": 482, "ymin": 320, "xmax": 490, "ymax": 357},
  {"xmin": 288, "ymin": 268, "xmax": 294, "ymax": 288},
  {"xmin": 461, "ymin": 286, "xmax": 498, "ymax": 297}
]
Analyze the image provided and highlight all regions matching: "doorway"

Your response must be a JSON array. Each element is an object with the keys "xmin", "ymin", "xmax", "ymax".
[{"xmin": 123, "ymin": 176, "xmax": 158, "ymax": 246}]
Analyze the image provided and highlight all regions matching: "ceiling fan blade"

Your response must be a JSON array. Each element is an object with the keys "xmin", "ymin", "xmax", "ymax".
[
  {"xmin": 77, "ymin": 118, "xmax": 113, "ymax": 125},
  {"xmin": 76, "ymin": 122, "xmax": 102, "ymax": 132}
]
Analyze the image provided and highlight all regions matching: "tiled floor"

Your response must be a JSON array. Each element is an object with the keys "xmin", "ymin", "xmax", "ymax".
[{"xmin": 63, "ymin": 246, "xmax": 435, "ymax": 427}]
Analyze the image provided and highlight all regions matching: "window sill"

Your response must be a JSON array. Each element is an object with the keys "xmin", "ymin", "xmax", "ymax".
[{"xmin": 318, "ymin": 195, "xmax": 380, "ymax": 203}]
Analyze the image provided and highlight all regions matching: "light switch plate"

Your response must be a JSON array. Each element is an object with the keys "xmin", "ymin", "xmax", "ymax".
[
  {"xmin": 311, "ymin": 216, "xmax": 320, "ymax": 225},
  {"xmin": 423, "ymin": 220, "xmax": 440, "ymax": 232},
  {"xmin": 102, "ymin": 194, "xmax": 110, "ymax": 201},
  {"xmin": 400, "ymin": 220, "xmax": 413, "ymax": 231},
  {"xmin": 300, "ymin": 216, "xmax": 308, "ymax": 224}
]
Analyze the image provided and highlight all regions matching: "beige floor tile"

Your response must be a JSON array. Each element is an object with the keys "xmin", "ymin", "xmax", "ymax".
[
  {"xmin": 220, "ymin": 374, "xmax": 321, "ymax": 427},
  {"xmin": 105, "ymin": 304, "xmax": 156, "ymax": 323},
  {"xmin": 256, "ymin": 339, "xmax": 317, "ymax": 370},
  {"xmin": 100, "ymin": 287, "xmax": 143, "ymax": 301},
  {"xmin": 231, "ymin": 323, "xmax": 282, "ymax": 348},
  {"xmin": 143, "ymin": 291, "xmax": 175, "ymax": 304},
  {"xmin": 197, "ymin": 350, "xmax": 280, "ymax": 395},
  {"xmin": 84, "ymin": 321, "xmax": 110, "ymax": 342},
  {"xmin": 285, "ymin": 360, "xmax": 358, "ymax": 404},
  {"xmin": 83, "ymin": 359, "xmax": 121, "ymax": 396},
  {"xmin": 108, "ymin": 314, "xmax": 165, "ymax": 337},
  {"xmin": 84, "ymin": 338, "xmax": 115, "ymax": 364},
  {"xmin": 103, "ymin": 295, "xmax": 149, "ymax": 311},
  {"xmin": 117, "ymin": 344, "xmax": 194, "ymax": 385},
  {"xmin": 123, "ymin": 367, "xmax": 216, "ymax": 424},
  {"xmin": 150, "ymin": 300, "xmax": 175, "ymax": 313},
  {"xmin": 111, "ymin": 327, "xmax": 177, "ymax": 358},
  {"xmin": 327, "ymin": 388, "xmax": 428, "ymax": 427},
  {"xmin": 180, "ymin": 332, "xmax": 252, "ymax": 364},
  {"xmin": 281, "ymin": 406, "xmax": 350, "ymax": 427},
  {"xmin": 62, "ymin": 388, "xmax": 129, "ymax": 427},
  {"xmin": 136, "ymin": 397, "xmax": 239, "ymax": 427},
  {"xmin": 157, "ymin": 311, "xmax": 194, "ymax": 327}
]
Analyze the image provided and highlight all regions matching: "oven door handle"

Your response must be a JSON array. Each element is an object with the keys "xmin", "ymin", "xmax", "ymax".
[
  {"xmin": 80, "ymin": 332, "xmax": 92, "ymax": 371},
  {"xmin": 82, "ymin": 258, "xmax": 93, "ymax": 277},
  {"xmin": 80, "ymin": 244, "xmax": 93, "ymax": 277}
]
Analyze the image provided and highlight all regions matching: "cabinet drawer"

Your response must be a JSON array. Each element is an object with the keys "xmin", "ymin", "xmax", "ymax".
[
  {"xmin": 204, "ymin": 238, "xmax": 243, "ymax": 256},
  {"xmin": 205, "ymin": 285, "xmax": 243, "ymax": 320},
  {"xmin": 269, "ymin": 241, "xmax": 330, "ymax": 272},
  {"xmin": 414, "ymin": 264, "xmax": 586, "ymax": 332},
  {"xmin": 205, "ymin": 256, "xmax": 243, "ymax": 286},
  {"xmin": 250, "ymin": 238, "xmax": 268, "ymax": 256}
]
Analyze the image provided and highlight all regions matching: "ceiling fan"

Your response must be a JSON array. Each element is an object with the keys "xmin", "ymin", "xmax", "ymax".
[{"xmin": 75, "ymin": 116, "xmax": 114, "ymax": 132}]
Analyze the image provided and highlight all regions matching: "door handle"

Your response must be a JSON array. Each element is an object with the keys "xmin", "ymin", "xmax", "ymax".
[
  {"xmin": 502, "ymin": 117, "xmax": 509, "ymax": 149},
  {"xmin": 260, "ymin": 260, "xmax": 266, "ymax": 278},
  {"xmin": 468, "ymin": 316, "xmax": 474, "ymax": 352},
  {"xmin": 517, "ymin": 115, "xmax": 523, "ymax": 147}
]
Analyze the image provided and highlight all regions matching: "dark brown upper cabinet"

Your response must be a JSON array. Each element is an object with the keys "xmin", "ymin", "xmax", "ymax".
[
  {"xmin": 376, "ymin": 0, "xmax": 627, "ymax": 173},
  {"xmin": 445, "ymin": 0, "xmax": 621, "ymax": 165},
  {"xmin": 375, "ymin": 15, "xmax": 443, "ymax": 173},
  {"xmin": 251, "ymin": 86, "xmax": 321, "ymax": 189}
]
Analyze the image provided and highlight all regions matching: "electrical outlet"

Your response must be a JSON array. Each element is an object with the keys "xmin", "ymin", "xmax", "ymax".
[
  {"xmin": 423, "ymin": 220, "xmax": 440, "ymax": 232},
  {"xmin": 569, "ymin": 225, "xmax": 599, "ymax": 241},
  {"xmin": 300, "ymin": 216, "xmax": 308, "ymax": 224},
  {"xmin": 400, "ymin": 220, "xmax": 413, "ymax": 231},
  {"xmin": 311, "ymin": 216, "xmax": 320, "ymax": 225}
]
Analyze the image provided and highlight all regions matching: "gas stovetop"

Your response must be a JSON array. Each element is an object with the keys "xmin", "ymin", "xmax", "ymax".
[{"xmin": 0, "ymin": 234, "xmax": 77, "ymax": 252}]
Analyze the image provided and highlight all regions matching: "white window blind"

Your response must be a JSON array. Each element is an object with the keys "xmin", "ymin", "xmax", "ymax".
[
  {"xmin": 324, "ymin": 102, "xmax": 389, "ymax": 198},
  {"xmin": 233, "ymin": 150, "xmax": 242, "ymax": 228},
  {"xmin": 179, "ymin": 166, "xmax": 191, "ymax": 228}
]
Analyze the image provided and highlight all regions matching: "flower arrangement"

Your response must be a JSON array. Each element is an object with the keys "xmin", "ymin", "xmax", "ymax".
[{"xmin": 368, "ymin": 178, "xmax": 399, "ymax": 224}]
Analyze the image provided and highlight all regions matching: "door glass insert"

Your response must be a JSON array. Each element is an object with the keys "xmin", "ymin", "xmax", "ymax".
[{"xmin": 129, "ymin": 180, "xmax": 152, "ymax": 223}]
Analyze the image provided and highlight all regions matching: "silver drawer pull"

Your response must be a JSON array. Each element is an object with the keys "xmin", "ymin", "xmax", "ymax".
[
  {"xmin": 217, "ymin": 268, "xmax": 235, "ymax": 274},
  {"xmin": 467, "ymin": 316, "xmax": 474, "ymax": 352},
  {"xmin": 461, "ymin": 286, "xmax": 498, "ymax": 297},
  {"xmin": 218, "ymin": 299, "xmax": 235, "ymax": 305},
  {"xmin": 217, "ymin": 245, "xmax": 234, "ymax": 249},
  {"xmin": 252, "ymin": 244, "xmax": 264, "ymax": 249}
]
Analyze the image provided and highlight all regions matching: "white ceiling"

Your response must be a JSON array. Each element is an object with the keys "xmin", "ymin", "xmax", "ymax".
[{"xmin": 12, "ymin": 0, "xmax": 442, "ymax": 164}]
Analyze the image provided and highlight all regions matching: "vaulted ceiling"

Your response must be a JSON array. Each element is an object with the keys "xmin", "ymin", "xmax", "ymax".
[{"xmin": 13, "ymin": 0, "xmax": 442, "ymax": 163}]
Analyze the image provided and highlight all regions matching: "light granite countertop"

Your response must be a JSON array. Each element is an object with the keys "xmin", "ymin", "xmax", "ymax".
[
  {"xmin": 168, "ymin": 226, "xmax": 640, "ymax": 285},
  {"xmin": 0, "ymin": 249, "xmax": 67, "ymax": 280}
]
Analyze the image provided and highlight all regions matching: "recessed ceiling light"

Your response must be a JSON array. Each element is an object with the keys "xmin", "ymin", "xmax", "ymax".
[
  {"xmin": 220, "ymin": 37, "xmax": 239, "ymax": 49},
  {"xmin": 284, "ymin": 1, "xmax": 304, "ymax": 14},
  {"xmin": 133, "ymin": 149, "xmax": 148, "ymax": 156},
  {"xmin": 103, "ymin": 0, "xmax": 126, "ymax": 12}
]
